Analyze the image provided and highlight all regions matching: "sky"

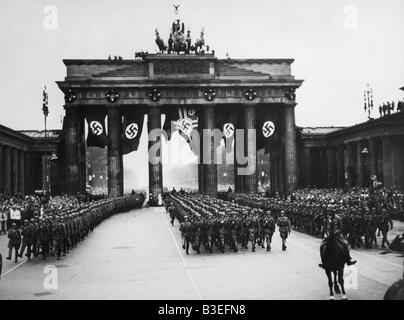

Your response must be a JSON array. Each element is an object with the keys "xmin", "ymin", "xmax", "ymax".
[{"xmin": 0, "ymin": 0, "xmax": 403, "ymax": 188}]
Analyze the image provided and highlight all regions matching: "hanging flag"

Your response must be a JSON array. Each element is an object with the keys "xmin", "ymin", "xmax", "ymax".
[
  {"xmin": 256, "ymin": 106, "xmax": 280, "ymax": 154},
  {"xmin": 162, "ymin": 106, "xmax": 179, "ymax": 141},
  {"xmin": 85, "ymin": 110, "xmax": 109, "ymax": 148},
  {"xmin": 122, "ymin": 112, "xmax": 145, "ymax": 155},
  {"xmin": 175, "ymin": 106, "xmax": 199, "ymax": 155},
  {"xmin": 215, "ymin": 106, "xmax": 239, "ymax": 153},
  {"xmin": 42, "ymin": 86, "xmax": 49, "ymax": 117}
]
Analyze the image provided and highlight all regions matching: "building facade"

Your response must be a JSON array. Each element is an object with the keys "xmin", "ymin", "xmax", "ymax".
[
  {"xmin": 299, "ymin": 112, "xmax": 404, "ymax": 190},
  {"xmin": 0, "ymin": 124, "xmax": 62, "ymax": 195}
]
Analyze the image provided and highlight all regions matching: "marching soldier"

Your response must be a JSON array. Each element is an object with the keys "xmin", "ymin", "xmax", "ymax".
[
  {"xmin": 380, "ymin": 211, "xmax": 393, "ymax": 248},
  {"xmin": 277, "ymin": 211, "xmax": 291, "ymax": 251},
  {"xmin": 179, "ymin": 216, "xmax": 192, "ymax": 255},
  {"xmin": 7, "ymin": 223, "xmax": 21, "ymax": 263},
  {"xmin": 263, "ymin": 212, "xmax": 276, "ymax": 251},
  {"xmin": 19, "ymin": 219, "xmax": 34, "ymax": 260}
]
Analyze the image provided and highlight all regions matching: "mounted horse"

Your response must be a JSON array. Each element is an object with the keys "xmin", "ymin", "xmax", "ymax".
[
  {"xmin": 320, "ymin": 229, "xmax": 348, "ymax": 300},
  {"xmin": 194, "ymin": 28, "xmax": 205, "ymax": 53},
  {"xmin": 155, "ymin": 29, "xmax": 167, "ymax": 54},
  {"xmin": 384, "ymin": 260, "xmax": 404, "ymax": 300}
]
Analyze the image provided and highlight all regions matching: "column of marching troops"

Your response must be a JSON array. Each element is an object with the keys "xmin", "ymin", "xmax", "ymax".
[
  {"xmin": 230, "ymin": 188, "xmax": 403, "ymax": 250},
  {"xmin": 4, "ymin": 194, "xmax": 145, "ymax": 263},
  {"xmin": 165, "ymin": 187, "xmax": 404, "ymax": 255},
  {"xmin": 165, "ymin": 192, "xmax": 292, "ymax": 255}
]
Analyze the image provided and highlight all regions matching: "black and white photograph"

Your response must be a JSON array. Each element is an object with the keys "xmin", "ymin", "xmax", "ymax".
[{"xmin": 0, "ymin": 0, "xmax": 404, "ymax": 308}]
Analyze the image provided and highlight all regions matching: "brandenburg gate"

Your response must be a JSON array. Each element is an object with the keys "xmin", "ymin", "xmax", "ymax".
[{"xmin": 57, "ymin": 19, "xmax": 303, "ymax": 198}]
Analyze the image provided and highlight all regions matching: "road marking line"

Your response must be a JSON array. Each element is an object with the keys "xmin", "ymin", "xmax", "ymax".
[
  {"xmin": 2, "ymin": 260, "xmax": 27, "ymax": 277},
  {"xmin": 160, "ymin": 209, "xmax": 202, "ymax": 300},
  {"xmin": 296, "ymin": 231, "xmax": 403, "ymax": 268}
]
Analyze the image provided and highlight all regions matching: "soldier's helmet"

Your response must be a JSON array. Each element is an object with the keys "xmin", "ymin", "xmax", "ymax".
[{"xmin": 12, "ymin": 222, "xmax": 17, "ymax": 227}]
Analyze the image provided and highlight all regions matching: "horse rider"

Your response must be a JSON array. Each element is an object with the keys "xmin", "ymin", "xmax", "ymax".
[
  {"xmin": 277, "ymin": 211, "xmax": 291, "ymax": 251},
  {"xmin": 318, "ymin": 209, "xmax": 357, "ymax": 269}
]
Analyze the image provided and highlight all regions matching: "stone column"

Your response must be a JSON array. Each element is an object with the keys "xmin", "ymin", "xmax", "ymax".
[
  {"xmin": 198, "ymin": 112, "xmax": 205, "ymax": 193},
  {"xmin": 327, "ymin": 147, "xmax": 337, "ymax": 187},
  {"xmin": 78, "ymin": 115, "xmax": 86, "ymax": 194},
  {"xmin": 203, "ymin": 105, "xmax": 218, "ymax": 197},
  {"xmin": 148, "ymin": 106, "xmax": 163, "ymax": 200},
  {"xmin": 283, "ymin": 104, "xmax": 298, "ymax": 191},
  {"xmin": 42, "ymin": 154, "xmax": 49, "ymax": 192},
  {"xmin": 108, "ymin": 108, "xmax": 124, "ymax": 197},
  {"xmin": 368, "ymin": 138, "xmax": 378, "ymax": 179},
  {"xmin": 242, "ymin": 105, "xmax": 257, "ymax": 193},
  {"xmin": 0, "ymin": 145, "xmax": 3, "ymax": 193},
  {"xmin": 64, "ymin": 108, "xmax": 81, "ymax": 195},
  {"xmin": 336, "ymin": 145, "xmax": 345, "ymax": 187},
  {"xmin": 3, "ymin": 146, "xmax": 11, "ymax": 194},
  {"xmin": 346, "ymin": 143, "xmax": 355, "ymax": 187},
  {"xmin": 382, "ymin": 136, "xmax": 393, "ymax": 187},
  {"xmin": 11, "ymin": 148, "xmax": 18, "ymax": 194},
  {"xmin": 18, "ymin": 150, "xmax": 25, "ymax": 194},
  {"xmin": 302, "ymin": 147, "xmax": 312, "ymax": 187},
  {"xmin": 357, "ymin": 140, "xmax": 367, "ymax": 187},
  {"xmin": 271, "ymin": 152, "xmax": 278, "ymax": 192},
  {"xmin": 234, "ymin": 123, "xmax": 243, "ymax": 193},
  {"xmin": 392, "ymin": 136, "xmax": 404, "ymax": 190}
]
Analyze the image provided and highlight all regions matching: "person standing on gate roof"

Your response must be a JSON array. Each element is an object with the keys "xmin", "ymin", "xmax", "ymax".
[{"xmin": 277, "ymin": 211, "xmax": 291, "ymax": 251}]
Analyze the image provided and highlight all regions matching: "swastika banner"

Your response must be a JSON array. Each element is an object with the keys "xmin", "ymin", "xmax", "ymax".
[
  {"xmin": 215, "ymin": 105, "xmax": 239, "ymax": 153},
  {"xmin": 256, "ymin": 107, "xmax": 280, "ymax": 154},
  {"xmin": 122, "ymin": 112, "xmax": 145, "ymax": 155},
  {"xmin": 85, "ymin": 110, "xmax": 109, "ymax": 148}
]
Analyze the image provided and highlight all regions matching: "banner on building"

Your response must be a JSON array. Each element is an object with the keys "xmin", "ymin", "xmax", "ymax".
[
  {"xmin": 162, "ymin": 106, "xmax": 200, "ymax": 155},
  {"xmin": 215, "ymin": 106, "xmax": 239, "ymax": 153},
  {"xmin": 122, "ymin": 112, "xmax": 145, "ymax": 155},
  {"xmin": 85, "ymin": 110, "xmax": 109, "ymax": 148},
  {"xmin": 256, "ymin": 107, "xmax": 280, "ymax": 154}
]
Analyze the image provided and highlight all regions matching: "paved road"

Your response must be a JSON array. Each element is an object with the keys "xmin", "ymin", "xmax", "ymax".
[{"xmin": 0, "ymin": 207, "xmax": 403, "ymax": 300}]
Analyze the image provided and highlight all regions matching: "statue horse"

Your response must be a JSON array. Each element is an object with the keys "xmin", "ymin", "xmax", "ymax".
[
  {"xmin": 321, "ymin": 232, "xmax": 348, "ymax": 300},
  {"xmin": 155, "ymin": 29, "xmax": 167, "ymax": 54},
  {"xmin": 194, "ymin": 28, "xmax": 205, "ymax": 53}
]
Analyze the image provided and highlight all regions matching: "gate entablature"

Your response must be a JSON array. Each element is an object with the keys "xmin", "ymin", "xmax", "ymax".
[{"xmin": 58, "ymin": 56, "xmax": 302, "ymax": 107}]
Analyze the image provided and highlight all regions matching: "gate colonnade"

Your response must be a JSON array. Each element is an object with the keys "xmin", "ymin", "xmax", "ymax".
[{"xmin": 57, "ymin": 53, "xmax": 303, "ymax": 198}]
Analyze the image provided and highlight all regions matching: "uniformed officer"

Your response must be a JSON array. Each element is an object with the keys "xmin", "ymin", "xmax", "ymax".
[
  {"xmin": 6, "ymin": 223, "xmax": 21, "ymax": 263},
  {"xmin": 19, "ymin": 220, "xmax": 34, "ymax": 260},
  {"xmin": 277, "ymin": 211, "xmax": 291, "ymax": 251}
]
